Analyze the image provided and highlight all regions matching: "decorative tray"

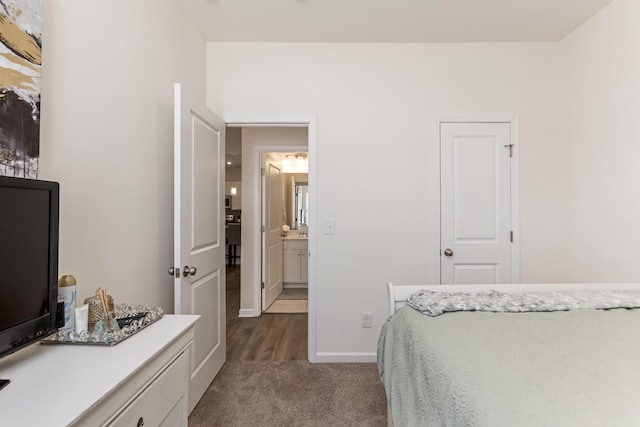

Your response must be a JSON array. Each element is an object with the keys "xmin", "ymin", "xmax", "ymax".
[{"xmin": 41, "ymin": 304, "xmax": 164, "ymax": 347}]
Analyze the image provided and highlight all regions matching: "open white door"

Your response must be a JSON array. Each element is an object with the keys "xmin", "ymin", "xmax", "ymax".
[
  {"xmin": 261, "ymin": 153, "xmax": 284, "ymax": 310},
  {"xmin": 440, "ymin": 122, "xmax": 512, "ymax": 284},
  {"xmin": 173, "ymin": 83, "xmax": 225, "ymax": 413}
]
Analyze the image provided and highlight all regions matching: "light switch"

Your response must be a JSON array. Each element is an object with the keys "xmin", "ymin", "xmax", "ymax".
[
  {"xmin": 362, "ymin": 312, "xmax": 373, "ymax": 328},
  {"xmin": 325, "ymin": 218, "xmax": 336, "ymax": 235}
]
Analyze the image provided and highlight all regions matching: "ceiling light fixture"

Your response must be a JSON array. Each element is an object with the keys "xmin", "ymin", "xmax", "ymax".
[
  {"xmin": 282, "ymin": 156, "xmax": 293, "ymax": 169},
  {"xmin": 282, "ymin": 153, "xmax": 308, "ymax": 173}
]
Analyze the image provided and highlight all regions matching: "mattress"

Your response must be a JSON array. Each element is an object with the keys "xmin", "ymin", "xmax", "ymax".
[{"xmin": 378, "ymin": 305, "xmax": 640, "ymax": 426}]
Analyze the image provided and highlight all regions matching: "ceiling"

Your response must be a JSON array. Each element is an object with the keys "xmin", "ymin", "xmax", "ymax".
[{"xmin": 177, "ymin": 0, "xmax": 614, "ymax": 43}]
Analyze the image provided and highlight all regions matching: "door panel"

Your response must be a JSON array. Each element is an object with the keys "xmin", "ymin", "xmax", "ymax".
[
  {"xmin": 262, "ymin": 155, "xmax": 284, "ymax": 310},
  {"xmin": 173, "ymin": 83, "xmax": 225, "ymax": 413},
  {"xmin": 441, "ymin": 122, "xmax": 511, "ymax": 284},
  {"xmin": 453, "ymin": 136, "xmax": 498, "ymax": 241},
  {"xmin": 454, "ymin": 264, "xmax": 498, "ymax": 284},
  {"xmin": 192, "ymin": 117, "xmax": 220, "ymax": 251},
  {"xmin": 191, "ymin": 271, "xmax": 221, "ymax": 371},
  {"xmin": 267, "ymin": 242, "xmax": 283, "ymax": 294}
]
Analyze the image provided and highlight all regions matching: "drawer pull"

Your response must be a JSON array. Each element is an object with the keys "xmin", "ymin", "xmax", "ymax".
[{"xmin": 137, "ymin": 416, "xmax": 144, "ymax": 427}]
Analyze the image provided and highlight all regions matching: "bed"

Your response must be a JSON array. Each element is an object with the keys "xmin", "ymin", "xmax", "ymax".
[{"xmin": 378, "ymin": 282, "xmax": 640, "ymax": 427}]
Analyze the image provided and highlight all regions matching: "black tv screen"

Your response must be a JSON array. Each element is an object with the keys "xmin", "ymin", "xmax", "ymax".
[{"xmin": 0, "ymin": 177, "xmax": 59, "ymax": 358}]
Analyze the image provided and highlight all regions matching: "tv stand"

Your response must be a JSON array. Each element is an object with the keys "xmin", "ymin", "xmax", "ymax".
[{"xmin": 0, "ymin": 315, "xmax": 198, "ymax": 426}]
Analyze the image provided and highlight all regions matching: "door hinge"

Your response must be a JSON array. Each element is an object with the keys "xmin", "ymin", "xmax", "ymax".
[
  {"xmin": 510, "ymin": 231, "xmax": 514, "ymax": 242},
  {"xmin": 261, "ymin": 281, "xmax": 265, "ymax": 290},
  {"xmin": 261, "ymin": 168, "xmax": 265, "ymax": 176},
  {"xmin": 504, "ymin": 144, "xmax": 514, "ymax": 157},
  {"xmin": 262, "ymin": 225, "xmax": 265, "ymax": 232}
]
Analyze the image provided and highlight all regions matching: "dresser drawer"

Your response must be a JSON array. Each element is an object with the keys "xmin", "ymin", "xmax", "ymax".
[{"xmin": 108, "ymin": 352, "xmax": 187, "ymax": 427}]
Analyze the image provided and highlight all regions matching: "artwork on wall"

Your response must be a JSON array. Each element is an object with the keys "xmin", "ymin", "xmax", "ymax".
[{"xmin": 0, "ymin": 0, "xmax": 42, "ymax": 178}]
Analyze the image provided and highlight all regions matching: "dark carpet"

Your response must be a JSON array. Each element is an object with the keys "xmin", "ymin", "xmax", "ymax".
[{"xmin": 189, "ymin": 361, "xmax": 387, "ymax": 426}]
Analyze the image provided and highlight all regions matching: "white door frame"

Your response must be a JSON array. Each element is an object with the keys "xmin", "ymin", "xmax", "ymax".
[
  {"xmin": 226, "ymin": 116, "xmax": 317, "ymax": 363},
  {"xmin": 434, "ymin": 116, "xmax": 520, "ymax": 284},
  {"xmin": 260, "ymin": 149, "xmax": 303, "ymax": 311}
]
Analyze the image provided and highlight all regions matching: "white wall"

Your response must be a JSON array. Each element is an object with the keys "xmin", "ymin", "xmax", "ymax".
[
  {"xmin": 239, "ymin": 127, "xmax": 308, "ymax": 314},
  {"xmin": 208, "ymin": 42, "xmax": 568, "ymax": 355},
  {"xmin": 39, "ymin": 1, "xmax": 207, "ymax": 309},
  {"xmin": 209, "ymin": 0, "xmax": 640, "ymax": 354},
  {"xmin": 559, "ymin": 0, "xmax": 640, "ymax": 281}
]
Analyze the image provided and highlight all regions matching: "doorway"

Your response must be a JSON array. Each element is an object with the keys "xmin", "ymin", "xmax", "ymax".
[
  {"xmin": 262, "ymin": 150, "xmax": 309, "ymax": 314},
  {"xmin": 225, "ymin": 120, "xmax": 317, "ymax": 362},
  {"xmin": 436, "ymin": 117, "xmax": 520, "ymax": 284}
]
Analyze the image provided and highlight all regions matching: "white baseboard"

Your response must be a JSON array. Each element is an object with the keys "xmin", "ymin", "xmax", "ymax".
[
  {"xmin": 238, "ymin": 308, "xmax": 259, "ymax": 318},
  {"xmin": 314, "ymin": 352, "xmax": 377, "ymax": 363}
]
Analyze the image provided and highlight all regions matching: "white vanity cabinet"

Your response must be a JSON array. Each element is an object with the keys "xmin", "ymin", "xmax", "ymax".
[
  {"xmin": 0, "ymin": 315, "xmax": 198, "ymax": 427},
  {"xmin": 283, "ymin": 239, "xmax": 308, "ymax": 284}
]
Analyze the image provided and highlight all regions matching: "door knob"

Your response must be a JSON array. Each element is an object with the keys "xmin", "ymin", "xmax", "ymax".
[
  {"xmin": 168, "ymin": 267, "xmax": 180, "ymax": 278},
  {"xmin": 183, "ymin": 266, "xmax": 197, "ymax": 277},
  {"xmin": 443, "ymin": 248, "xmax": 454, "ymax": 257}
]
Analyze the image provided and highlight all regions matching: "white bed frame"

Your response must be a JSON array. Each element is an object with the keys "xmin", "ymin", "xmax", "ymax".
[{"xmin": 387, "ymin": 281, "xmax": 640, "ymax": 315}]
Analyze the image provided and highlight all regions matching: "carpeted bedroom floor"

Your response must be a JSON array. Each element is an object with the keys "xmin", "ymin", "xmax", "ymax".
[{"xmin": 189, "ymin": 360, "xmax": 387, "ymax": 426}]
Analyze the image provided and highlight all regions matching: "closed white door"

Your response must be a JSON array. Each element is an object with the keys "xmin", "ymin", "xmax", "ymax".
[
  {"xmin": 173, "ymin": 83, "xmax": 225, "ymax": 412},
  {"xmin": 440, "ymin": 122, "xmax": 512, "ymax": 284},
  {"xmin": 262, "ymin": 154, "xmax": 284, "ymax": 310}
]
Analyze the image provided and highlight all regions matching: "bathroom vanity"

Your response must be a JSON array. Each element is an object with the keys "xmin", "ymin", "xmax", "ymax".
[{"xmin": 283, "ymin": 234, "xmax": 308, "ymax": 285}]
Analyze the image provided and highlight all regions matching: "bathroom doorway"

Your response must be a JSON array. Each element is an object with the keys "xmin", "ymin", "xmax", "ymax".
[{"xmin": 261, "ymin": 150, "xmax": 309, "ymax": 314}]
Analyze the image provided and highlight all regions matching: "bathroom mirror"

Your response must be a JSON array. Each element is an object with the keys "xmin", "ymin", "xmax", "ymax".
[{"xmin": 294, "ymin": 181, "xmax": 309, "ymax": 229}]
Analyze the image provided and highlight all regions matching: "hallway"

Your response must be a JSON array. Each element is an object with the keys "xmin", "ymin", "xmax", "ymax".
[{"xmin": 226, "ymin": 266, "xmax": 308, "ymax": 361}]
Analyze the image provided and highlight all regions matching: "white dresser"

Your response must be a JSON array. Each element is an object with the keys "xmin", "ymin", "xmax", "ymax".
[{"xmin": 0, "ymin": 315, "xmax": 199, "ymax": 427}]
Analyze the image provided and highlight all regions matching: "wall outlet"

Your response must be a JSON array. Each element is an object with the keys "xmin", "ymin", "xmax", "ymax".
[{"xmin": 362, "ymin": 312, "xmax": 373, "ymax": 328}]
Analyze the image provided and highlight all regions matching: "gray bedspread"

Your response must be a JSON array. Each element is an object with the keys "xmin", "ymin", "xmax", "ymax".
[{"xmin": 378, "ymin": 306, "xmax": 640, "ymax": 426}]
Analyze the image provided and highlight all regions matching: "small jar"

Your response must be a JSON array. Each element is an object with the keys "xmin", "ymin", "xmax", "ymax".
[
  {"xmin": 84, "ymin": 294, "xmax": 115, "ymax": 331},
  {"xmin": 94, "ymin": 311, "xmax": 121, "ymax": 334}
]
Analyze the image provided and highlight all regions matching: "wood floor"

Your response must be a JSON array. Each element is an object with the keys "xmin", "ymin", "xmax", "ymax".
[{"xmin": 226, "ymin": 265, "xmax": 308, "ymax": 361}]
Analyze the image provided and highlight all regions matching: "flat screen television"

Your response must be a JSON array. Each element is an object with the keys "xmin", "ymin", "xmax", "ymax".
[{"xmin": 0, "ymin": 176, "xmax": 59, "ymax": 360}]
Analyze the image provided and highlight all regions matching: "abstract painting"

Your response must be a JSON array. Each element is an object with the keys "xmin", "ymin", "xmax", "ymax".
[{"xmin": 0, "ymin": 0, "xmax": 41, "ymax": 178}]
